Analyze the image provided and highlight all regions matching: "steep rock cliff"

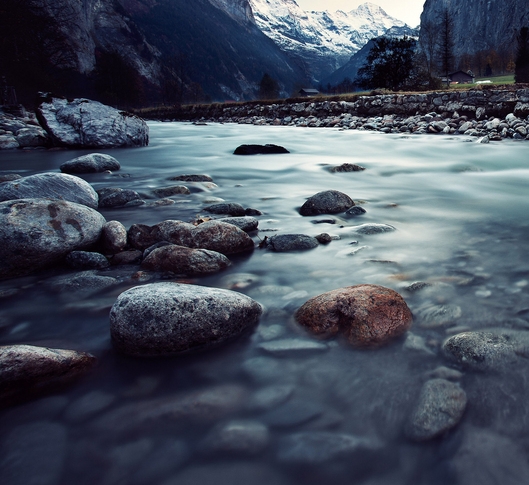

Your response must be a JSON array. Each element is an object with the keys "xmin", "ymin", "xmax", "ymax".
[{"xmin": 420, "ymin": 0, "xmax": 529, "ymax": 59}]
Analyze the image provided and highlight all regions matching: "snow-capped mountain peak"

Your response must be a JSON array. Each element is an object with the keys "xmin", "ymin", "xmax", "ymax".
[{"xmin": 247, "ymin": 0, "xmax": 408, "ymax": 81}]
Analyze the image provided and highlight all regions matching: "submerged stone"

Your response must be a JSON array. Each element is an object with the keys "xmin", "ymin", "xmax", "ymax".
[
  {"xmin": 299, "ymin": 190, "xmax": 354, "ymax": 216},
  {"xmin": 110, "ymin": 282, "xmax": 262, "ymax": 356}
]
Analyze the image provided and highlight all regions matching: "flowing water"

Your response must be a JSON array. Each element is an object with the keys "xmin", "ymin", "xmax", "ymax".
[{"xmin": 2, "ymin": 122, "xmax": 529, "ymax": 484}]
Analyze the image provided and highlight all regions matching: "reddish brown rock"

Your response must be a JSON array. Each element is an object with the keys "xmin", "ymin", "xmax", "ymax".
[
  {"xmin": 192, "ymin": 220, "xmax": 255, "ymax": 254},
  {"xmin": 295, "ymin": 284, "xmax": 412, "ymax": 348}
]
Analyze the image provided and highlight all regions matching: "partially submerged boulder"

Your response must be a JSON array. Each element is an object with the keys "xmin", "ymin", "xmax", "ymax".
[
  {"xmin": 295, "ymin": 284, "xmax": 413, "ymax": 348},
  {"xmin": 0, "ymin": 172, "xmax": 99, "ymax": 209},
  {"xmin": 128, "ymin": 220, "xmax": 254, "ymax": 255},
  {"xmin": 110, "ymin": 282, "xmax": 263, "ymax": 356},
  {"xmin": 234, "ymin": 144, "xmax": 289, "ymax": 155},
  {"xmin": 299, "ymin": 190, "xmax": 354, "ymax": 216},
  {"xmin": 37, "ymin": 97, "xmax": 148, "ymax": 148},
  {"xmin": 0, "ymin": 345, "xmax": 96, "ymax": 404},
  {"xmin": 0, "ymin": 198, "xmax": 106, "ymax": 279},
  {"xmin": 60, "ymin": 153, "xmax": 121, "ymax": 173},
  {"xmin": 141, "ymin": 245, "xmax": 231, "ymax": 275}
]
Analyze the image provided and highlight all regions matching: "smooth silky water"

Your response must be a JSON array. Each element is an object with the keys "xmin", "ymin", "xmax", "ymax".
[{"xmin": 1, "ymin": 122, "xmax": 529, "ymax": 484}]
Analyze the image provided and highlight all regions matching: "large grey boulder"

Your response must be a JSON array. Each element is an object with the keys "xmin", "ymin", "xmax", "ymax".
[
  {"xmin": 0, "ymin": 345, "xmax": 96, "ymax": 403},
  {"xmin": 0, "ymin": 198, "xmax": 106, "ymax": 279},
  {"xmin": 0, "ymin": 172, "xmax": 99, "ymax": 209},
  {"xmin": 37, "ymin": 97, "xmax": 148, "ymax": 148},
  {"xmin": 110, "ymin": 282, "xmax": 263, "ymax": 356}
]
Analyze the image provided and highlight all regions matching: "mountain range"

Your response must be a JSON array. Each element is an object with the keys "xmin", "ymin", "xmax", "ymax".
[{"xmin": 2, "ymin": 0, "xmax": 526, "ymax": 107}]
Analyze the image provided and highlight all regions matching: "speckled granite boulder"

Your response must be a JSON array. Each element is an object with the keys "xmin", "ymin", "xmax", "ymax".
[{"xmin": 110, "ymin": 282, "xmax": 262, "ymax": 356}]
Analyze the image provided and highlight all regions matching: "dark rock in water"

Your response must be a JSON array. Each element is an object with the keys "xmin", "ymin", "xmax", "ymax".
[
  {"xmin": 265, "ymin": 234, "xmax": 319, "ymax": 252},
  {"xmin": 152, "ymin": 185, "xmax": 190, "ymax": 197},
  {"xmin": 329, "ymin": 163, "xmax": 366, "ymax": 173},
  {"xmin": 0, "ymin": 173, "xmax": 22, "ymax": 182},
  {"xmin": 98, "ymin": 188, "xmax": 143, "ymax": 208},
  {"xmin": 204, "ymin": 202, "xmax": 246, "ymax": 217},
  {"xmin": 111, "ymin": 250, "xmax": 143, "ymax": 266},
  {"xmin": 406, "ymin": 378, "xmax": 467, "ymax": 441},
  {"xmin": 451, "ymin": 427, "xmax": 529, "ymax": 485},
  {"xmin": 299, "ymin": 190, "xmax": 354, "ymax": 216},
  {"xmin": 217, "ymin": 216, "xmax": 259, "ymax": 232},
  {"xmin": 276, "ymin": 431, "xmax": 380, "ymax": 464},
  {"xmin": 60, "ymin": 153, "xmax": 121, "ymax": 173},
  {"xmin": 191, "ymin": 220, "xmax": 255, "ymax": 254},
  {"xmin": 442, "ymin": 331, "xmax": 519, "ymax": 371},
  {"xmin": 0, "ymin": 345, "xmax": 96, "ymax": 404},
  {"xmin": 110, "ymin": 282, "xmax": 263, "ymax": 356},
  {"xmin": 101, "ymin": 220, "xmax": 128, "ymax": 254},
  {"xmin": 65, "ymin": 250, "xmax": 109, "ymax": 270},
  {"xmin": 245, "ymin": 207, "xmax": 263, "ymax": 216},
  {"xmin": 49, "ymin": 271, "xmax": 118, "ymax": 300},
  {"xmin": 405, "ymin": 281, "xmax": 433, "ymax": 292},
  {"xmin": 0, "ymin": 198, "xmax": 106, "ymax": 280},
  {"xmin": 296, "ymin": 284, "xmax": 413, "ymax": 348},
  {"xmin": 128, "ymin": 220, "xmax": 254, "ymax": 255},
  {"xmin": 347, "ymin": 223, "xmax": 396, "ymax": 235},
  {"xmin": 141, "ymin": 245, "xmax": 231, "ymax": 276},
  {"xmin": 315, "ymin": 233, "xmax": 332, "ymax": 244},
  {"xmin": 234, "ymin": 144, "xmax": 289, "ymax": 155},
  {"xmin": 0, "ymin": 172, "xmax": 99, "ymax": 209},
  {"xmin": 0, "ymin": 422, "xmax": 67, "ymax": 485},
  {"xmin": 142, "ymin": 241, "xmax": 175, "ymax": 260},
  {"xmin": 168, "ymin": 174, "xmax": 213, "ymax": 182},
  {"xmin": 37, "ymin": 97, "xmax": 149, "ymax": 148},
  {"xmin": 200, "ymin": 420, "xmax": 270, "ymax": 456},
  {"xmin": 344, "ymin": 206, "xmax": 367, "ymax": 217}
]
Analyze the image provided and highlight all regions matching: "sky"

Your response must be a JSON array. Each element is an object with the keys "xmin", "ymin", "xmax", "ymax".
[{"xmin": 294, "ymin": 0, "xmax": 425, "ymax": 27}]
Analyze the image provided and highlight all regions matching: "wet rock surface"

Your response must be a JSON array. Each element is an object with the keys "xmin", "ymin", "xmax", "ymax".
[
  {"xmin": 60, "ymin": 153, "xmax": 121, "ymax": 173},
  {"xmin": 406, "ymin": 378, "xmax": 467, "ymax": 441},
  {"xmin": 110, "ymin": 283, "xmax": 262, "ymax": 356},
  {"xmin": 296, "ymin": 284, "xmax": 413, "ymax": 348},
  {"xmin": 0, "ymin": 173, "xmax": 99, "ymax": 209},
  {"xmin": 0, "ymin": 345, "xmax": 96, "ymax": 403},
  {"xmin": 141, "ymin": 244, "xmax": 231, "ymax": 276},
  {"xmin": 0, "ymin": 198, "xmax": 106, "ymax": 279},
  {"xmin": 264, "ymin": 234, "xmax": 319, "ymax": 252},
  {"xmin": 37, "ymin": 97, "xmax": 149, "ymax": 148},
  {"xmin": 442, "ymin": 331, "xmax": 520, "ymax": 371},
  {"xmin": 299, "ymin": 190, "xmax": 354, "ymax": 216}
]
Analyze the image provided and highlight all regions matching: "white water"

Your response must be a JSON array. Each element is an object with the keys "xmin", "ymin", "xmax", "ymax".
[{"xmin": 2, "ymin": 123, "xmax": 529, "ymax": 484}]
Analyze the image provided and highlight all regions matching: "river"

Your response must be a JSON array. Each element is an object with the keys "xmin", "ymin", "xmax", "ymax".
[{"xmin": 1, "ymin": 122, "xmax": 529, "ymax": 484}]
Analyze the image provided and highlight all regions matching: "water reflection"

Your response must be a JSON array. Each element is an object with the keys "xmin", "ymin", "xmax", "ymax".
[{"xmin": 2, "ymin": 123, "xmax": 529, "ymax": 484}]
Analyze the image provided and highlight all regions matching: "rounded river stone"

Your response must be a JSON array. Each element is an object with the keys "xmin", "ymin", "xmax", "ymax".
[
  {"xmin": 0, "ymin": 198, "xmax": 106, "ymax": 279},
  {"xmin": 295, "ymin": 284, "xmax": 413, "ymax": 348},
  {"xmin": 110, "ymin": 282, "xmax": 263, "ymax": 356}
]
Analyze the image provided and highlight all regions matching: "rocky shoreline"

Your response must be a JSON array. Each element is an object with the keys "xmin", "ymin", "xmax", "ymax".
[{"xmin": 156, "ymin": 85, "xmax": 529, "ymax": 142}]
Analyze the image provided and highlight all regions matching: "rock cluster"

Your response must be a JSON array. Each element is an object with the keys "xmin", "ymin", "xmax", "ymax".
[{"xmin": 0, "ymin": 106, "xmax": 49, "ymax": 149}]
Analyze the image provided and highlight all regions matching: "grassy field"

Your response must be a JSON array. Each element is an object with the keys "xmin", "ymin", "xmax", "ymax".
[{"xmin": 474, "ymin": 74, "xmax": 515, "ymax": 84}]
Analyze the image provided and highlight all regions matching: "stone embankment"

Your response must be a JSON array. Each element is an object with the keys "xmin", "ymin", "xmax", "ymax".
[{"xmin": 168, "ymin": 85, "xmax": 529, "ymax": 141}]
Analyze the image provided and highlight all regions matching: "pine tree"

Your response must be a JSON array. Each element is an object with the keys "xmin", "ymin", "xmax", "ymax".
[
  {"xmin": 515, "ymin": 27, "xmax": 529, "ymax": 83},
  {"xmin": 258, "ymin": 73, "xmax": 280, "ymax": 100},
  {"xmin": 438, "ymin": 8, "xmax": 454, "ymax": 87}
]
